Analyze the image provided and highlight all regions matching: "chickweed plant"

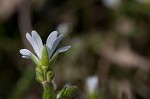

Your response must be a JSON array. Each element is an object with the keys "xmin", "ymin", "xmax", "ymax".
[{"xmin": 20, "ymin": 30, "xmax": 78, "ymax": 99}]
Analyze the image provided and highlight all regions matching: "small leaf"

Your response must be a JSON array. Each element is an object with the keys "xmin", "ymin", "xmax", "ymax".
[
  {"xmin": 56, "ymin": 86, "xmax": 78, "ymax": 99},
  {"xmin": 56, "ymin": 87, "xmax": 66, "ymax": 99},
  {"xmin": 63, "ymin": 86, "xmax": 78, "ymax": 98}
]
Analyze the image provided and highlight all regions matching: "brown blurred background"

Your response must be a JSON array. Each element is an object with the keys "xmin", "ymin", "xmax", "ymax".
[{"xmin": 0, "ymin": 0, "xmax": 150, "ymax": 99}]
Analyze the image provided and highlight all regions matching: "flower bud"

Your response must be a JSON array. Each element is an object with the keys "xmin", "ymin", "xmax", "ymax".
[
  {"xmin": 35, "ymin": 67, "xmax": 44, "ymax": 83},
  {"xmin": 46, "ymin": 71, "xmax": 55, "ymax": 83}
]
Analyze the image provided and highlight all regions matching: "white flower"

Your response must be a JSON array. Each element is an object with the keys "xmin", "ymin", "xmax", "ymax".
[
  {"xmin": 86, "ymin": 75, "xmax": 99, "ymax": 94},
  {"xmin": 20, "ymin": 30, "xmax": 71, "ymax": 61}
]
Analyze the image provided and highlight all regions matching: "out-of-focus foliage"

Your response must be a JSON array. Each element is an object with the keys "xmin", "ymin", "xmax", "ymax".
[{"xmin": 0, "ymin": 0, "xmax": 150, "ymax": 99}]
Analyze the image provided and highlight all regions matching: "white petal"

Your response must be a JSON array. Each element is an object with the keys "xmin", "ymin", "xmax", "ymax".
[
  {"xmin": 32, "ymin": 30, "xmax": 43, "ymax": 53},
  {"xmin": 22, "ymin": 55, "xmax": 31, "ymax": 59},
  {"xmin": 46, "ymin": 31, "xmax": 58, "ymax": 50},
  {"xmin": 49, "ymin": 34, "xmax": 64, "ymax": 57},
  {"xmin": 20, "ymin": 49, "xmax": 31, "ymax": 56},
  {"xmin": 20, "ymin": 49, "xmax": 32, "ymax": 58},
  {"xmin": 26, "ymin": 32, "xmax": 41, "ymax": 58},
  {"xmin": 57, "ymin": 45, "xmax": 71, "ymax": 53},
  {"xmin": 50, "ymin": 46, "xmax": 70, "ymax": 59}
]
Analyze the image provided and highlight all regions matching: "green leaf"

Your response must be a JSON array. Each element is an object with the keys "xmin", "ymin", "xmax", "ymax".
[
  {"xmin": 63, "ymin": 86, "xmax": 78, "ymax": 98},
  {"xmin": 56, "ymin": 86, "xmax": 78, "ymax": 99},
  {"xmin": 56, "ymin": 87, "xmax": 66, "ymax": 99}
]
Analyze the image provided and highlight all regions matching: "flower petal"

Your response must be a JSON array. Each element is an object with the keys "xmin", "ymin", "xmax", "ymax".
[
  {"xmin": 20, "ymin": 49, "xmax": 32, "ymax": 58},
  {"xmin": 57, "ymin": 45, "xmax": 71, "ymax": 53},
  {"xmin": 49, "ymin": 34, "xmax": 64, "ymax": 57},
  {"xmin": 22, "ymin": 55, "xmax": 31, "ymax": 59},
  {"xmin": 46, "ymin": 31, "xmax": 58, "ymax": 50},
  {"xmin": 20, "ymin": 49, "xmax": 31, "ymax": 55},
  {"xmin": 32, "ymin": 30, "xmax": 43, "ymax": 53},
  {"xmin": 26, "ymin": 32, "xmax": 41, "ymax": 58}
]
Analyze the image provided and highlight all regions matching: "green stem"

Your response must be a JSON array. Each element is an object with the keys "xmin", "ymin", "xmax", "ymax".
[{"xmin": 42, "ymin": 82, "xmax": 54, "ymax": 99}]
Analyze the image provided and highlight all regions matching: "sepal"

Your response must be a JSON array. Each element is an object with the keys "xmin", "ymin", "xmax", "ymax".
[
  {"xmin": 41, "ymin": 45, "xmax": 49, "ymax": 67},
  {"xmin": 49, "ymin": 51, "xmax": 59, "ymax": 66},
  {"xmin": 30, "ymin": 53, "xmax": 40, "ymax": 67}
]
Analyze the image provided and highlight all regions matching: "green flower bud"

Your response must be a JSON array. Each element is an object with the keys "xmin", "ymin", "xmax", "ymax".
[
  {"xmin": 46, "ymin": 71, "xmax": 55, "ymax": 83},
  {"xmin": 35, "ymin": 67, "xmax": 44, "ymax": 83}
]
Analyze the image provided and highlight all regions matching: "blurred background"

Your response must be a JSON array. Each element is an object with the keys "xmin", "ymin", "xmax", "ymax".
[{"xmin": 0, "ymin": 0, "xmax": 150, "ymax": 99}]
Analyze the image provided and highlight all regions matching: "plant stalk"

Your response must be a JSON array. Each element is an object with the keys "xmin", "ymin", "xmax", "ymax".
[{"xmin": 42, "ymin": 82, "xmax": 54, "ymax": 99}]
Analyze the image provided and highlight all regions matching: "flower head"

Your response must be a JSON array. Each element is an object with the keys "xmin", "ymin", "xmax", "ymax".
[{"xmin": 20, "ymin": 30, "xmax": 71, "ymax": 64}]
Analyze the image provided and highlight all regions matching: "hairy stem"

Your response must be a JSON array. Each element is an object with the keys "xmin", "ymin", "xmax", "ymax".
[{"xmin": 42, "ymin": 82, "xmax": 54, "ymax": 99}]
